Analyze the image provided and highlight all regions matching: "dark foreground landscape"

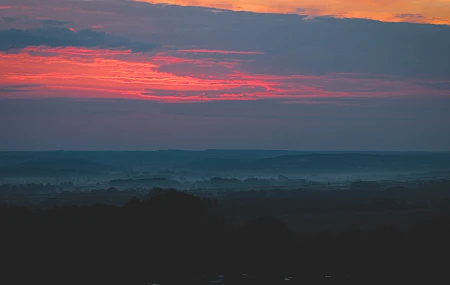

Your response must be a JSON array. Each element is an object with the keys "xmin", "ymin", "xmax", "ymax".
[
  {"xmin": 1, "ymin": 151, "xmax": 450, "ymax": 284},
  {"xmin": 2, "ymin": 189, "xmax": 450, "ymax": 285}
]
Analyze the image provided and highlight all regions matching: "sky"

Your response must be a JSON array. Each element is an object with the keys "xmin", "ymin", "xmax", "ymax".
[{"xmin": 0, "ymin": 0, "xmax": 450, "ymax": 151}]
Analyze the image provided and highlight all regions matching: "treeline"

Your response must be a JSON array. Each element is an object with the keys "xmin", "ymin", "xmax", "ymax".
[
  {"xmin": 219, "ymin": 180, "xmax": 450, "ymax": 215},
  {"xmin": 2, "ymin": 180, "xmax": 450, "ymax": 213},
  {"xmin": 0, "ymin": 183, "xmax": 57, "ymax": 194},
  {"xmin": 110, "ymin": 178, "xmax": 182, "ymax": 188},
  {"xmin": 1, "ymin": 190, "xmax": 450, "ymax": 284},
  {"xmin": 0, "ymin": 184, "xmax": 151, "ymax": 208}
]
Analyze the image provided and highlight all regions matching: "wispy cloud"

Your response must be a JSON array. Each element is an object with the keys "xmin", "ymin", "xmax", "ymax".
[
  {"xmin": 178, "ymin": 49, "xmax": 264, "ymax": 55},
  {"xmin": 2, "ymin": 16, "xmax": 20, "ymax": 22},
  {"xmin": 395, "ymin": 13, "xmax": 424, "ymax": 19},
  {"xmin": 0, "ymin": 84, "xmax": 42, "ymax": 93}
]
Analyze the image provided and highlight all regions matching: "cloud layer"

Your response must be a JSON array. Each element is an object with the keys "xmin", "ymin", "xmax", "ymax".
[
  {"xmin": 1, "ymin": 0, "xmax": 449, "ymax": 150},
  {"xmin": 1, "ymin": 1, "xmax": 449, "ymax": 103}
]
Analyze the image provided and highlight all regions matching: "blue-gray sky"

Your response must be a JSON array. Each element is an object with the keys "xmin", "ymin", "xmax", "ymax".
[{"xmin": 1, "ymin": 0, "xmax": 449, "ymax": 150}]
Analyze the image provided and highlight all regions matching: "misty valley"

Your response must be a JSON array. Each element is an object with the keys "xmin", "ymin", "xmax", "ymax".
[{"xmin": 1, "ymin": 151, "xmax": 450, "ymax": 284}]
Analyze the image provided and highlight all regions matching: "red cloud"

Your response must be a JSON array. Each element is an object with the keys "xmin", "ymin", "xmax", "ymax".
[{"xmin": 1, "ymin": 46, "xmax": 449, "ymax": 103}]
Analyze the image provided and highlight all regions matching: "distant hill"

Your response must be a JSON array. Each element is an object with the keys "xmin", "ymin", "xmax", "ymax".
[
  {"xmin": 185, "ymin": 153, "xmax": 450, "ymax": 173},
  {"xmin": 0, "ymin": 150, "xmax": 308, "ymax": 168},
  {"xmin": 0, "ymin": 151, "xmax": 449, "ymax": 176}
]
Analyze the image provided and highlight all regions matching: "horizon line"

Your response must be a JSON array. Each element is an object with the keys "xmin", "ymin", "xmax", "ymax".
[{"xmin": 0, "ymin": 149, "xmax": 448, "ymax": 153}]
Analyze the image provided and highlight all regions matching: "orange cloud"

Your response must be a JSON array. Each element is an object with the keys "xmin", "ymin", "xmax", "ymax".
[{"xmin": 137, "ymin": 0, "xmax": 450, "ymax": 24}]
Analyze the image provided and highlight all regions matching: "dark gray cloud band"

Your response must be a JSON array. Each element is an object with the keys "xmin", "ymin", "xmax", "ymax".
[
  {"xmin": 0, "ymin": 84, "xmax": 43, "ymax": 93},
  {"xmin": 39, "ymin": 19, "xmax": 72, "ymax": 26},
  {"xmin": 0, "ymin": 27, "xmax": 157, "ymax": 52}
]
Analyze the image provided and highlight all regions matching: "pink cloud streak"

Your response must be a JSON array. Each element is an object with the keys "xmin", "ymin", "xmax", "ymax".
[{"xmin": 1, "ymin": 47, "xmax": 448, "ymax": 103}]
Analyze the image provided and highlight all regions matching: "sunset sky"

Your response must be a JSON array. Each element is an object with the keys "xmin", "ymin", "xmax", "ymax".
[{"xmin": 1, "ymin": 0, "xmax": 450, "ymax": 150}]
